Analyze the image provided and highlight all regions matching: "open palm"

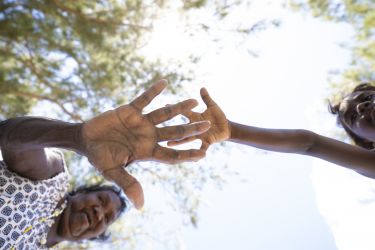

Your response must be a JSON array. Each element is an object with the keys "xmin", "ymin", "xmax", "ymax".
[
  {"xmin": 168, "ymin": 88, "xmax": 230, "ymax": 151},
  {"xmin": 82, "ymin": 80, "xmax": 210, "ymax": 208}
]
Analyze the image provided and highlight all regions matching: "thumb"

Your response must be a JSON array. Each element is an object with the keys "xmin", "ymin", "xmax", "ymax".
[
  {"xmin": 103, "ymin": 167, "xmax": 144, "ymax": 210},
  {"xmin": 200, "ymin": 87, "xmax": 217, "ymax": 108}
]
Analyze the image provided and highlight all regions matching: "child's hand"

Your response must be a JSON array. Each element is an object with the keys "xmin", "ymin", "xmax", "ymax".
[{"xmin": 167, "ymin": 88, "xmax": 230, "ymax": 151}]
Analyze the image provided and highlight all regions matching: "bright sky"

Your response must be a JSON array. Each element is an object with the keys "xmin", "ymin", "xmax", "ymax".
[{"xmin": 137, "ymin": 1, "xmax": 373, "ymax": 250}]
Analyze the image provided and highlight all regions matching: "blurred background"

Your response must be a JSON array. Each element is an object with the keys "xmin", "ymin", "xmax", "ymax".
[{"xmin": 1, "ymin": 0, "xmax": 374, "ymax": 249}]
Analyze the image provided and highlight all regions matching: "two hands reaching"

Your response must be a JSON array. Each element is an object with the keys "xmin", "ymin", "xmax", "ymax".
[{"xmin": 82, "ymin": 80, "xmax": 224, "ymax": 209}]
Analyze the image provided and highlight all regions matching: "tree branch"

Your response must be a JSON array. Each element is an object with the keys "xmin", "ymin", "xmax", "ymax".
[{"xmin": 14, "ymin": 91, "xmax": 83, "ymax": 122}]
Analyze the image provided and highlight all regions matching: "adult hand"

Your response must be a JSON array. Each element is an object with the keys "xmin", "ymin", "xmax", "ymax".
[
  {"xmin": 82, "ymin": 80, "xmax": 211, "ymax": 208},
  {"xmin": 168, "ymin": 88, "xmax": 230, "ymax": 151}
]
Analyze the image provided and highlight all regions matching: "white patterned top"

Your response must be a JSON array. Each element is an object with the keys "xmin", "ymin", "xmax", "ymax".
[{"xmin": 0, "ymin": 150, "xmax": 70, "ymax": 250}]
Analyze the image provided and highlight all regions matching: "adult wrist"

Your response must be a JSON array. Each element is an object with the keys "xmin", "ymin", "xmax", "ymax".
[{"xmin": 72, "ymin": 122, "xmax": 86, "ymax": 155}]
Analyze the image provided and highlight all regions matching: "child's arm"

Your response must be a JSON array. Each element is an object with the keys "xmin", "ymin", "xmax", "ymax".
[{"xmin": 169, "ymin": 88, "xmax": 375, "ymax": 178}]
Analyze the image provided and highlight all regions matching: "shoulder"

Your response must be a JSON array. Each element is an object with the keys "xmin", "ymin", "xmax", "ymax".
[
  {"xmin": 3, "ymin": 148, "xmax": 66, "ymax": 181},
  {"xmin": 35, "ymin": 148, "xmax": 67, "ymax": 179},
  {"xmin": 46, "ymin": 148, "xmax": 67, "ymax": 173}
]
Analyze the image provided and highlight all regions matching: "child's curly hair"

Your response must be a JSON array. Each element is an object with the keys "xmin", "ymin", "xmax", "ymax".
[{"xmin": 328, "ymin": 83, "xmax": 375, "ymax": 150}]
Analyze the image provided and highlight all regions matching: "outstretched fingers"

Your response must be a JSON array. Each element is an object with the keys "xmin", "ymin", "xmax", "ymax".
[
  {"xmin": 147, "ymin": 99, "xmax": 198, "ymax": 125},
  {"xmin": 153, "ymin": 145, "xmax": 206, "ymax": 163},
  {"xmin": 200, "ymin": 87, "xmax": 218, "ymax": 108},
  {"xmin": 131, "ymin": 79, "xmax": 167, "ymax": 110},
  {"xmin": 157, "ymin": 121, "xmax": 210, "ymax": 142},
  {"xmin": 200, "ymin": 141, "xmax": 210, "ymax": 151},
  {"xmin": 102, "ymin": 167, "xmax": 144, "ymax": 210},
  {"xmin": 168, "ymin": 137, "xmax": 211, "ymax": 152},
  {"xmin": 167, "ymin": 136, "xmax": 198, "ymax": 146}
]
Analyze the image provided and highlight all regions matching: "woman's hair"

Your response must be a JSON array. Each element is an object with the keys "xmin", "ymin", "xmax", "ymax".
[
  {"xmin": 69, "ymin": 184, "xmax": 127, "ymax": 241},
  {"xmin": 329, "ymin": 83, "xmax": 375, "ymax": 150}
]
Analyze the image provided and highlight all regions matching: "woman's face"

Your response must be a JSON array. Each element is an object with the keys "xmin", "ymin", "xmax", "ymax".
[
  {"xmin": 58, "ymin": 190, "xmax": 122, "ymax": 241},
  {"xmin": 339, "ymin": 90, "xmax": 375, "ymax": 142}
]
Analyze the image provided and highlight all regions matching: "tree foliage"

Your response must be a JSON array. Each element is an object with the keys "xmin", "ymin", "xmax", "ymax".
[
  {"xmin": 289, "ymin": 0, "xmax": 375, "ymax": 102},
  {"xmin": 0, "ymin": 0, "xmax": 273, "ymax": 121},
  {"xmin": 0, "ymin": 0, "xmax": 191, "ymax": 121}
]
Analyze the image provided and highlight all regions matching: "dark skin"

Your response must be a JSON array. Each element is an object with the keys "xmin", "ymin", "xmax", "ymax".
[
  {"xmin": 338, "ymin": 90, "xmax": 375, "ymax": 142},
  {"xmin": 81, "ymin": 80, "xmax": 210, "ymax": 208},
  {"xmin": 168, "ymin": 88, "xmax": 375, "ymax": 179},
  {"xmin": 46, "ymin": 189, "xmax": 122, "ymax": 247},
  {"xmin": 0, "ymin": 80, "xmax": 210, "ymax": 245}
]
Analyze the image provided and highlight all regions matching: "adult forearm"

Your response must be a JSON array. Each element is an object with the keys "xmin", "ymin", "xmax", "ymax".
[
  {"xmin": 228, "ymin": 121, "xmax": 315, "ymax": 154},
  {"xmin": 0, "ymin": 117, "xmax": 85, "ymax": 154}
]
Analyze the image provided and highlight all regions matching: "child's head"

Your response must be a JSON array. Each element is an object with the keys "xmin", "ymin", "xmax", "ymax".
[{"xmin": 329, "ymin": 83, "xmax": 375, "ymax": 150}]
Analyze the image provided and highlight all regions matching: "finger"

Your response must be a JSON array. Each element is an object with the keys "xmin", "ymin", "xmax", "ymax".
[
  {"xmin": 102, "ymin": 167, "xmax": 144, "ymax": 210},
  {"xmin": 167, "ymin": 136, "xmax": 198, "ymax": 146},
  {"xmin": 200, "ymin": 141, "xmax": 210, "ymax": 151},
  {"xmin": 182, "ymin": 110, "xmax": 194, "ymax": 119},
  {"xmin": 131, "ymin": 79, "xmax": 167, "ymax": 110},
  {"xmin": 153, "ymin": 145, "xmax": 206, "ymax": 163},
  {"xmin": 167, "ymin": 104, "xmax": 197, "ymax": 119},
  {"xmin": 157, "ymin": 121, "xmax": 210, "ymax": 141},
  {"xmin": 200, "ymin": 87, "xmax": 218, "ymax": 108},
  {"xmin": 147, "ymin": 99, "xmax": 198, "ymax": 125}
]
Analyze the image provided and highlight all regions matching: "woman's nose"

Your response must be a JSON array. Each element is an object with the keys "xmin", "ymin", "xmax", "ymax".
[{"xmin": 356, "ymin": 101, "xmax": 371, "ymax": 114}]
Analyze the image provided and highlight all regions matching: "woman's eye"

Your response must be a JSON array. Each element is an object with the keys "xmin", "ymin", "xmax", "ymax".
[{"xmin": 364, "ymin": 95, "xmax": 373, "ymax": 101}]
